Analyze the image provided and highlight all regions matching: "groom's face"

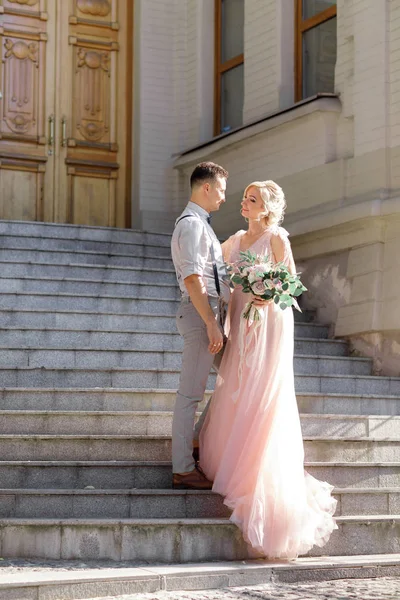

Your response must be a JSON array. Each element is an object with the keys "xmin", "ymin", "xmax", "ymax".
[{"xmin": 206, "ymin": 176, "xmax": 227, "ymax": 213}]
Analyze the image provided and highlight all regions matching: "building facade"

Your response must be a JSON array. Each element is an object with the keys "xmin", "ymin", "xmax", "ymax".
[{"xmin": 1, "ymin": 0, "xmax": 399, "ymax": 374}]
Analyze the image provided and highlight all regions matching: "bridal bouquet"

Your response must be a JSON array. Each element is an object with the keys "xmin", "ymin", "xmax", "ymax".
[{"xmin": 228, "ymin": 250, "xmax": 307, "ymax": 322}]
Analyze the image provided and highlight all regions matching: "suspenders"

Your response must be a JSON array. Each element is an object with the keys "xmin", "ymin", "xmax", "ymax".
[{"xmin": 175, "ymin": 214, "xmax": 221, "ymax": 298}]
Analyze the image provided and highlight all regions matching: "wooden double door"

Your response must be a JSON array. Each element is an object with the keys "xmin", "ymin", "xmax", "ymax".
[{"xmin": 0, "ymin": 0, "xmax": 132, "ymax": 227}]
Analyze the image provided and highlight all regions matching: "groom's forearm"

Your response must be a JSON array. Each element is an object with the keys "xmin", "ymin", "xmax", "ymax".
[{"xmin": 184, "ymin": 274, "xmax": 216, "ymax": 325}]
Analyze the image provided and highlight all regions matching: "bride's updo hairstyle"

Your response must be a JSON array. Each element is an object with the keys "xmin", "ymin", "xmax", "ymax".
[{"xmin": 243, "ymin": 180, "xmax": 286, "ymax": 226}]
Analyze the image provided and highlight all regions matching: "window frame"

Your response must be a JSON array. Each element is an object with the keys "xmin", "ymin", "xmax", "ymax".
[
  {"xmin": 214, "ymin": 0, "xmax": 244, "ymax": 136},
  {"xmin": 295, "ymin": 0, "xmax": 337, "ymax": 102}
]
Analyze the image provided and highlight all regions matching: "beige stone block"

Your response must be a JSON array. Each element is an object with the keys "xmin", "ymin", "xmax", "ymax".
[
  {"xmin": 292, "ymin": 217, "xmax": 384, "ymax": 261},
  {"xmin": 347, "ymin": 244, "xmax": 383, "ymax": 278},
  {"xmin": 346, "ymin": 150, "xmax": 387, "ymax": 199},
  {"xmin": 349, "ymin": 272, "xmax": 381, "ymax": 304},
  {"xmin": 336, "ymin": 301, "xmax": 380, "ymax": 336},
  {"xmin": 382, "ymin": 269, "xmax": 400, "ymax": 299},
  {"xmin": 383, "ymin": 238, "xmax": 400, "ymax": 270},
  {"xmin": 382, "ymin": 299, "xmax": 400, "ymax": 330}
]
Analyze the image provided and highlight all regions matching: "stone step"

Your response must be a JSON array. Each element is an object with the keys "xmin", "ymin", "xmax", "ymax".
[
  {"xmin": 1, "ymin": 461, "xmax": 399, "ymax": 490},
  {"xmin": 0, "ymin": 434, "xmax": 397, "ymax": 461},
  {"xmin": 0, "ymin": 411, "xmax": 395, "ymax": 438},
  {"xmin": 0, "ymin": 489, "xmax": 230, "ymax": 520},
  {"xmin": 0, "ymin": 292, "xmax": 316, "ymax": 324},
  {"xmin": 1, "ymin": 555, "xmax": 400, "ymax": 600},
  {"xmin": 0, "ymin": 293, "xmax": 179, "ymax": 316},
  {"xmin": 0, "ymin": 261, "xmax": 177, "ymax": 284},
  {"xmin": 0, "ymin": 248, "xmax": 175, "ymax": 269},
  {"xmin": 0, "ymin": 367, "xmax": 393, "ymax": 391},
  {"xmin": 0, "ymin": 276, "xmax": 181, "ymax": 299},
  {"xmin": 0, "ymin": 234, "xmax": 173, "ymax": 257},
  {"xmin": 0, "ymin": 516, "xmax": 398, "ymax": 560},
  {"xmin": 0, "ymin": 219, "xmax": 172, "ymax": 247},
  {"xmin": 0, "ymin": 328, "xmax": 334, "ymax": 354},
  {"xmin": 0, "ymin": 487, "xmax": 398, "ymax": 519},
  {"xmin": 0, "ymin": 388, "xmax": 397, "ymax": 416},
  {"xmin": 0, "ymin": 348, "xmax": 371, "ymax": 375},
  {"xmin": 0, "ymin": 310, "xmax": 330, "ymax": 336},
  {"xmin": 298, "ymin": 393, "xmax": 400, "ymax": 416}
]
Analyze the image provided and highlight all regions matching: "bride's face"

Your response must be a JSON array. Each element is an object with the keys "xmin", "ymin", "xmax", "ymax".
[{"xmin": 241, "ymin": 186, "xmax": 266, "ymax": 222}]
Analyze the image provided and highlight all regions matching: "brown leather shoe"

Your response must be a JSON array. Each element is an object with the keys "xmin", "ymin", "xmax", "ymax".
[{"xmin": 173, "ymin": 465, "xmax": 212, "ymax": 490}]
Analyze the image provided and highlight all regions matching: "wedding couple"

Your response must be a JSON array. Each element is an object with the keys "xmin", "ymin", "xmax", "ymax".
[{"xmin": 170, "ymin": 162, "xmax": 337, "ymax": 559}]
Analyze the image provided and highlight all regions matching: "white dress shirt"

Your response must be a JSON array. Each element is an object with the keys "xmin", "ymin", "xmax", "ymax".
[{"xmin": 171, "ymin": 201, "xmax": 230, "ymax": 303}]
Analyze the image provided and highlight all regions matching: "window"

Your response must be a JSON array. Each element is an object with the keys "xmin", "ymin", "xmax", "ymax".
[
  {"xmin": 295, "ymin": 1, "xmax": 337, "ymax": 101},
  {"xmin": 215, "ymin": 0, "xmax": 244, "ymax": 135}
]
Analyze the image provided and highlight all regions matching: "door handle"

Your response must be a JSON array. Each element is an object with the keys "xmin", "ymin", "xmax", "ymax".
[
  {"xmin": 0, "ymin": 91, "xmax": 2, "ymax": 99},
  {"xmin": 61, "ymin": 116, "xmax": 67, "ymax": 147},
  {"xmin": 48, "ymin": 114, "xmax": 55, "ymax": 155}
]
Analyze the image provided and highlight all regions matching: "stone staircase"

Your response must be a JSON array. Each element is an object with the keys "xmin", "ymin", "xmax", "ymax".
[{"xmin": 0, "ymin": 219, "xmax": 400, "ymax": 563}]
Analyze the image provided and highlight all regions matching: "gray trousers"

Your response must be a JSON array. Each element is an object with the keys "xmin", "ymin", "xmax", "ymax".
[{"xmin": 172, "ymin": 297, "xmax": 223, "ymax": 474}]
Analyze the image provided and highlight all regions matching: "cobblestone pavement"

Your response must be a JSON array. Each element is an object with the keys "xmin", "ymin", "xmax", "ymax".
[{"xmin": 95, "ymin": 578, "xmax": 400, "ymax": 600}]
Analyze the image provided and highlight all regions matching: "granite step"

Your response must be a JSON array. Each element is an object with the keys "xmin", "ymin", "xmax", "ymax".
[
  {"xmin": 0, "ymin": 220, "xmax": 172, "ymax": 246},
  {"xmin": 1, "ymin": 461, "xmax": 399, "ymax": 490},
  {"xmin": 0, "ymin": 349, "xmax": 371, "ymax": 375},
  {"xmin": 0, "ymin": 328, "xmax": 333, "ymax": 353},
  {"xmin": 0, "ymin": 293, "xmax": 318, "ymax": 323},
  {"xmin": 0, "ymin": 388, "xmax": 397, "ymax": 416},
  {"xmin": 0, "ymin": 248, "xmax": 174, "ymax": 269},
  {"xmin": 0, "ymin": 277, "xmax": 181, "ymax": 299},
  {"xmin": 0, "ymin": 337, "xmax": 346, "ymax": 358},
  {"xmin": 0, "ymin": 368, "xmax": 394, "ymax": 391},
  {"xmin": 0, "ymin": 234, "xmax": 173, "ymax": 257},
  {"xmin": 0, "ymin": 293, "xmax": 180, "ymax": 316},
  {"xmin": 0, "ymin": 411, "xmax": 395, "ymax": 438},
  {"xmin": 0, "ymin": 434, "xmax": 397, "ymax": 461},
  {"xmin": 0, "ymin": 262, "xmax": 177, "ymax": 284},
  {"xmin": 0, "ymin": 489, "xmax": 231, "ymax": 520},
  {"xmin": 1, "ymin": 555, "xmax": 400, "ymax": 600},
  {"xmin": 0, "ymin": 310, "xmax": 331, "ymax": 336},
  {"xmin": 0, "ymin": 516, "xmax": 399, "ymax": 560},
  {"xmin": 0, "ymin": 487, "xmax": 398, "ymax": 519}
]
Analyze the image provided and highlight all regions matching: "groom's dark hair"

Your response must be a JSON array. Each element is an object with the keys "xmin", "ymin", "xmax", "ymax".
[{"xmin": 190, "ymin": 162, "xmax": 228, "ymax": 189}]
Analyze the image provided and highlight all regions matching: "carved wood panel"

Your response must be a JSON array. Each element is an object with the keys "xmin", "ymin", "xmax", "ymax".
[
  {"xmin": 71, "ymin": 0, "xmax": 117, "ymax": 29},
  {"xmin": 0, "ymin": 0, "xmax": 52, "ymax": 221},
  {"xmin": 73, "ymin": 44, "xmax": 112, "ymax": 146},
  {"xmin": 0, "ymin": 156, "xmax": 45, "ymax": 220},
  {"xmin": 68, "ymin": 164, "xmax": 117, "ymax": 226},
  {"xmin": 57, "ymin": 0, "xmax": 131, "ymax": 228},
  {"xmin": 0, "ymin": 19, "xmax": 47, "ymax": 142}
]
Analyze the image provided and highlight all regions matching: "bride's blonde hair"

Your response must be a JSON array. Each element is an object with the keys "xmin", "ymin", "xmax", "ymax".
[{"xmin": 243, "ymin": 180, "xmax": 286, "ymax": 226}]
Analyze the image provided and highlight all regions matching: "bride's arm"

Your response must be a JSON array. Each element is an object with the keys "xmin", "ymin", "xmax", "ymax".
[{"xmin": 270, "ymin": 232, "xmax": 296, "ymax": 275}]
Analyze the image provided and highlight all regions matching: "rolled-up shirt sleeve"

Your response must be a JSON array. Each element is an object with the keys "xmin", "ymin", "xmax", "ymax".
[{"xmin": 177, "ymin": 218, "xmax": 210, "ymax": 280}]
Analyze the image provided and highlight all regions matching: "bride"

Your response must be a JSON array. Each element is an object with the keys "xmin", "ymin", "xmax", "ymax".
[{"xmin": 199, "ymin": 180, "xmax": 337, "ymax": 559}]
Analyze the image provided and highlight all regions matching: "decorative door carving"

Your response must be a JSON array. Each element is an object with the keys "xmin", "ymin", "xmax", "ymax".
[
  {"xmin": 0, "ymin": 0, "xmax": 54, "ymax": 221},
  {"xmin": 0, "ymin": 0, "xmax": 132, "ymax": 227}
]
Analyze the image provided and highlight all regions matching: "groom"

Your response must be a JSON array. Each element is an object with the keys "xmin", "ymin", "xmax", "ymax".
[{"xmin": 171, "ymin": 162, "xmax": 230, "ymax": 489}]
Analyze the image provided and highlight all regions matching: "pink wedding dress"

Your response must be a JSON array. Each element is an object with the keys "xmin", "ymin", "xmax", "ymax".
[{"xmin": 199, "ymin": 227, "xmax": 337, "ymax": 559}]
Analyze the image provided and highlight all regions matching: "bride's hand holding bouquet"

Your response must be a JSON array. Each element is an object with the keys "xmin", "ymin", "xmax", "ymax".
[{"xmin": 227, "ymin": 249, "xmax": 307, "ymax": 324}]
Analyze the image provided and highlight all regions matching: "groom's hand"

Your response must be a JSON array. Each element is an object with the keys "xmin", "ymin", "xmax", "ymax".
[
  {"xmin": 184, "ymin": 274, "xmax": 224, "ymax": 354},
  {"xmin": 206, "ymin": 320, "xmax": 224, "ymax": 354}
]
